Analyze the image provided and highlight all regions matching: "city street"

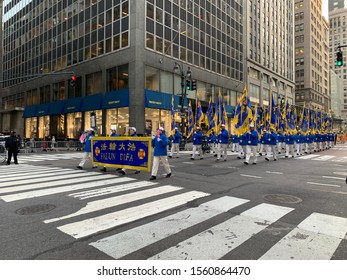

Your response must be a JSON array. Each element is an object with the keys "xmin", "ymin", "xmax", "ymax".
[{"xmin": 0, "ymin": 145, "xmax": 347, "ymax": 260}]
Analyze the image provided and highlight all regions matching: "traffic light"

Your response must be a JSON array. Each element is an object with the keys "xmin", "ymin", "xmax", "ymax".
[
  {"xmin": 70, "ymin": 75, "xmax": 76, "ymax": 87},
  {"xmin": 336, "ymin": 50, "xmax": 343, "ymax": 67},
  {"xmin": 191, "ymin": 79, "xmax": 197, "ymax": 90},
  {"xmin": 186, "ymin": 79, "xmax": 192, "ymax": 90}
]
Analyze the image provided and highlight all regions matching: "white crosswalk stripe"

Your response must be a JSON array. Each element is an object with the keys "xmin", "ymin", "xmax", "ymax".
[
  {"xmin": 15, "ymin": 152, "xmax": 83, "ymax": 163},
  {"xmin": 2, "ymin": 164, "xmax": 347, "ymax": 260}
]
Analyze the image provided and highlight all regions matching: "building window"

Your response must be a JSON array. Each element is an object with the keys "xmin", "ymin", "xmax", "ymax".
[{"xmin": 86, "ymin": 71, "xmax": 103, "ymax": 95}]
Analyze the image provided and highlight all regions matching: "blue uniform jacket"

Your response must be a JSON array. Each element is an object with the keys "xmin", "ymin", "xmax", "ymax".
[
  {"xmin": 232, "ymin": 134, "xmax": 239, "ymax": 143},
  {"xmin": 83, "ymin": 134, "xmax": 93, "ymax": 152},
  {"xmin": 110, "ymin": 132, "xmax": 119, "ymax": 137},
  {"xmin": 172, "ymin": 131, "xmax": 181, "ymax": 143},
  {"xmin": 192, "ymin": 131, "xmax": 203, "ymax": 145},
  {"xmin": 208, "ymin": 134, "xmax": 216, "ymax": 143},
  {"xmin": 284, "ymin": 134, "xmax": 295, "ymax": 145},
  {"xmin": 218, "ymin": 129, "xmax": 229, "ymax": 144},
  {"xmin": 244, "ymin": 130, "xmax": 258, "ymax": 146},
  {"xmin": 152, "ymin": 134, "xmax": 168, "ymax": 156},
  {"xmin": 239, "ymin": 134, "xmax": 247, "ymax": 146}
]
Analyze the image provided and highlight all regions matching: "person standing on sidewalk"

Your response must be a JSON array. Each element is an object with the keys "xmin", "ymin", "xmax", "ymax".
[
  {"xmin": 149, "ymin": 127, "xmax": 172, "ymax": 180},
  {"xmin": 76, "ymin": 128, "xmax": 98, "ymax": 169},
  {"xmin": 5, "ymin": 131, "xmax": 20, "ymax": 165}
]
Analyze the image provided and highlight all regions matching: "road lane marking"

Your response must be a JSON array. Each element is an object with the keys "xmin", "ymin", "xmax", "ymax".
[
  {"xmin": 307, "ymin": 182, "xmax": 341, "ymax": 188},
  {"xmin": 240, "ymin": 174, "xmax": 262, "ymax": 178},
  {"xmin": 90, "ymin": 196, "xmax": 250, "ymax": 259},
  {"xmin": 57, "ymin": 191, "xmax": 210, "ymax": 239},
  {"xmin": 45, "ymin": 186, "xmax": 182, "ymax": 223},
  {"xmin": 266, "ymin": 171, "xmax": 283, "ymax": 175},
  {"xmin": 260, "ymin": 213, "xmax": 347, "ymax": 259},
  {"xmin": 149, "ymin": 203, "xmax": 293, "ymax": 260},
  {"xmin": 322, "ymin": 176, "xmax": 345, "ymax": 181},
  {"xmin": 312, "ymin": 156, "xmax": 336, "ymax": 161},
  {"xmin": 1, "ymin": 177, "xmax": 133, "ymax": 202}
]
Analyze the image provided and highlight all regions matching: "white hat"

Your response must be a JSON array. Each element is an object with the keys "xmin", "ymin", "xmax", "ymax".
[
  {"xmin": 250, "ymin": 123, "xmax": 255, "ymax": 128},
  {"xmin": 196, "ymin": 126, "xmax": 200, "ymax": 129},
  {"xmin": 110, "ymin": 125, "xmax": 117, "ymax": 130},
  {"xmin": 129, "ymin": 127, "xmax": 136, "ymax": 132},
  {"xmin": 87, "ymin": 128, "xmax": 94, "ymax": 132},
  {"xmin": 158, "ymin": 127, "xmax": 164, "ymax": 131},
  {"xmin": 221, "ymin": 124, "xmax": 225, "ymax": 127},
  {"xmin": 174, "ymin": 127, "xmax": 178, "ymax": 130}
]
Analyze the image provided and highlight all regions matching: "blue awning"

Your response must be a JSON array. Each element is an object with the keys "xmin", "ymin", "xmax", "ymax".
[
  {"xmin": 36, "ymin": 103, "xmax": 51, "ymax": 117},
  {"xmin": 102, "ymin": 89, "xmax": 129, "ymax": 109},
  {"xmin": 145, "ymin": 90, "xmax": 188, "ymax": 110},
  {"xmin": 48, "ymin": 100, "xmax": 65, "ymax": 115},
  {"xmin": 22, "ymin": 105, "xmax": 37, "ymax": 118},
  {"xmin": 81, "ymin": 93, "xmax": 103, "ymax": 112},
  {"xmin": 64, "ymin": 97, "xmax": 83, "ymax": 113}
]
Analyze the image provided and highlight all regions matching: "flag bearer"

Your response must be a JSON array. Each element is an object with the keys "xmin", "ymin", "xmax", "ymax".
[
  {"xmin": 265, "ymin": 126, "xmax": 278, "ymax": 161},
  {"xmin": 191, "ymin": 126, "xmax": 203, "ymax": 160},
  {"xmin": 216, "ymin": 124, "xmax": 229, "ymax": 161},
  {"xmin": 284, "ymin": 131, "xmax": 295, "ymax": 158},
  {"xmin": 244, "ymin": 123, "xmax": 258, "ymax": 165},
  {"xmin": 208, "ymin": 130, "xmax": 216, "ymax": 154}
]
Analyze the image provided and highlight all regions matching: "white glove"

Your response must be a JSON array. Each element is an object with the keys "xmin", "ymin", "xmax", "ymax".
[
  {"xmin": 219, "ymin": 140, "xmax": 222, "ymax": 143},
  {"xmin": 157, "ymin": 138, "xmax": 162, "ymax": 142},
  {"xmin": 152, "ymin": 136, "xmax": 156, "ymax": 139}
]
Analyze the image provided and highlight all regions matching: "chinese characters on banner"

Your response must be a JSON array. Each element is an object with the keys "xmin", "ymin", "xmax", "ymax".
[{"xmin": 91, "ymin": 137, "xmax": 152, "ymax": 171}]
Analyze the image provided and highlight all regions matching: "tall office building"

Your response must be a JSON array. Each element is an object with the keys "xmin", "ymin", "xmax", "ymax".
[
  {"xmin": 0, "ymin": 0, "xmax": 244, "ymax": 139},
  {"xmin": 329, "ymin": 0, "xmax": 347, "ymax": 11},
  {"xmin": 245, "ymin": 0, "xmax": 295, "ymax": 107},
  {"xmin": 329, "ymin": 8, "xmax": 347, "ymax": 119},
  {"xmin": 294, "ymin": 0, "xmax": 330, "ymax": 111}
]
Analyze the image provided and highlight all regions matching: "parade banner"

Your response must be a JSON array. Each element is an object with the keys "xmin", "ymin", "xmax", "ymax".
[{"xmin": 91, "ymin": 137, "xmax": 152, "ymax": 171}]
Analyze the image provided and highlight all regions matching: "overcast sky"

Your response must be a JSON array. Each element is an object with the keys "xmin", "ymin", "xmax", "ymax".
[{"xmin": 323, "ymin": 0, "xmax": 328, "ymax": 18}]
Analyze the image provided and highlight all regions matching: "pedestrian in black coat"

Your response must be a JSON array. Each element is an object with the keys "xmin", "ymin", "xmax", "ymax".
[{"xmin": 5, "ymin": 131, "xmax": 20, "ymax": 165}]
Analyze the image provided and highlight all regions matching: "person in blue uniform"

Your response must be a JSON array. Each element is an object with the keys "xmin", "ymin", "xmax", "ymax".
[
  {"xmin": 244, "ymin": 123, "xmax": 258, "ymax": 165},
  {"xmin": 208, "ymin": 130, "xmax": 216, "ymax": 154},
  {"xmin": 216, "ymin": 124, "xmax": 229, "ymax": 161},
  {"xmin": 265, "ymin": 126, "xmax": 278, "ymax": 161},
  {"xmin": 169, "ymin": 127, "xmax": 181, "ymax": 158},
  {"xmin": 191, "ymin": 126, "xmax": 203, "ymax": 160},
  {"xmin": 284, "ymin": 131, "xmax": 295, "ymax": 158},
  {"xmin": 119, "ymin": 127, "xmax": 140, "ymax": 175},
  {"xmin": 149, "ymin": 127, "xmax": 172, "ymax": 180},
  {"xmin": 77, "ymin": 128, "xmax": 98, "ymax": 169}
]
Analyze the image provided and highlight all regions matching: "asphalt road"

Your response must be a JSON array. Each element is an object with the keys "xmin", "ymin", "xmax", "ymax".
[{"xmin": 0, "ymin": 144, "xmax": 347, "ymax": 260}]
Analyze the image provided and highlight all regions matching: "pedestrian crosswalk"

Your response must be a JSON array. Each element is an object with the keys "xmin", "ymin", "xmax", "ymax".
[
  {"xmin": 1, "ymin": 164, "xmax": 347, "ymax": 260},
  {"xmin": 15, "ymin": 152, "xmax": 83, "ymax": 163}
]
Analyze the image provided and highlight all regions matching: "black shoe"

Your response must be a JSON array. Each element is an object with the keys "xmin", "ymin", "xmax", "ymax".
[
  {"xmin": 237, "ymin": 156, "xmax": 241, "ymax": 159},
  {"xmin": 190, "ymin": 158, "xmax": 195, "ymax": 160},
  {"xmin": 177, "ymin": 157, "xmax": 180, "ymax": 158},
  {"xmin": 274, "ymin": 159, "xmax": 277, "ymax": 161},
  {"xmin": 265, "ymin": 158, "xmax": 269, "ymax": 161},
  {"xmin": 166, "ymin": 173, "xmax": 171, "ymax": 178},
  {"xmin": 6, "ymin": 163, "xmax": 10, "ymax": 165},
  {"xmin": 14, "ymin": 162, "xmax": 18, "ymax": 164},
  {"xmin": 244, "ymin": 161, "xmax": 248, "ymax": 165},
  {"xmin": 149, "ymin": 176, "xmax": 156, "ymax": 180},
  {"xmin": 101, "ymin": 167, "xmax": 106, "ymax": 172},
  {"xmin": 292, "ymin": 155, "xmax": 294, "ymax": 158},
  {"xmin": 116, "ymin": 168, "xmax": 122, "ymax": 171},
  {"xmin": 200, "ymin": 158, "xmax": 203, "ymax": 160},
  {"xmin": 135, "ymin": 171, "xmax": 140, "ymax": 174},
  {"xmin": 224, "ymin": 159, "xmax": 227, "ymax": 162},
  {"xmin": 252, "ymin": 162, "xmax": 257, "ymax": 165},
  {"xmin": 285, "ymin": 156, "xmax": 288, "ymax": 158},
  {"xmin": 92, "ymin": 166, "xmax": 98, "ymax": 168},
  {"xmin": 119, "ymin": 170, "xmax": 125, "ymax": 175},
  {"xmin": 168, "ymin": 155, "xmax": 172, "ymax": 158},
  {"xmin": 214, "ymin": 154, "xmax": 217, "ymax": 157},
  {"xmin": 259, "ymin": 153, "xmax": 262, "ymax": 156},
  {"xmin": 76, "ymin": 166, "xmax": 83, "ymax": 169}
]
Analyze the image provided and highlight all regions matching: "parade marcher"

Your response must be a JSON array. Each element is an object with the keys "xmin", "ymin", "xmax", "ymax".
[
  {"xmin": 265, "ymin": 126, "xmax": 278, "ymax": 161},
  {"xmin": 29, "ymin": 136, "xmax": 35, "ymax": 153},
  {"xmin": 77, "ymin": 128, "xmax": 98, "ymax": 169},
  {"xmin": 305, "ymin": 130, "xmax": 313, "ymax": 154},
  {"xmin": 231, "ymin": 132, "xmax": 239, "ymax": 153},
  {"xmin": 208, "ymin": 130, "xmax": 216, "ymax": 154},
  {"xmin": 284, "ymin": 131, "xmax": 295, "ymax": 158},
  {"xmin": 119, "ymin": 127, "xmax": 140, "ymax": 175},
  {"xmin": 149, "ymin": 127, "xmax": 172, "ymax": 180},
  {"xmin": 5, "ymin": 130, "xmax": 20, "ymax": 165},
  {"xmin": 101, "ymin": 127, "xmax": 119, "ymax": 172},
  {"xmin": 259, "ymin": 130, "xmax": 267, "ymax": 156},
  {"xmin": 169, "ymin": 127, "xmax": 181, "ymax": 158},
  {"xmin": 295, "ymin": 130, "xmax": 304, "ymax": 155},
  {"xmin": 277, "ymin": 131, "xmax": 284, "ymax": 154},
  {"xmin": 191, "ymin": 126, "xmax": 203, "ymax": 160},
  {"xmin": 238, "ymin": 132, "xmax": 247, "ymax": 159},
  {"xmin": 216, "ymin": 124, "xmax": 229, "ymax": 161},
  {"xmin": 244, "ymin": 123, "xmax": 258, "ymax": 165}
]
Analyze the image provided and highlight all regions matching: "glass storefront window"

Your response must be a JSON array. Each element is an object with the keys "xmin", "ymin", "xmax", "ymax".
[
  {"xmin": 145, "ymin": 108, "xmax": 178, "ymax": 136},
  {"xmin": 146, "ymin": 66, "xmax": 160, "ymax": 91},
  {"xmin": 25, "ymin": 117, "xmax": 37, "ymax": 139},
  {"xmin": 84, "ymin": 110, "xmax": 103, "ymax": 135},
  {"xmin": 105, "ymin": 108, "xmax": 129, "ymax": 136},
  {"xmin": 67, "ymin": 112, "xmax": 82, "ymax": 139},
  {"xmin": 38, "ymin": 116, "xmax": 50, "ymax": 139},
  {"xmin": 249, "ymin": 84, "xmax": 260, "ymax": 104}
]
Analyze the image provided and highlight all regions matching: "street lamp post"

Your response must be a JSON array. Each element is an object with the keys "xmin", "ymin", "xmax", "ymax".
[{"xmin": 174, "ymin": 62, "xmax": 191, "ymax": 136}]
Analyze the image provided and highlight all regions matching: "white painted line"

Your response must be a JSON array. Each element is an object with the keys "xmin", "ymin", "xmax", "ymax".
[
  {"xmin": 91, "ymin": 196, "xmax": 250, "ymax": 259},
  {"xmin": 0, "ymin": 171, "xmax": 90, "ymax": 188},
  {"xmin": 307, "ymin": 188, "xmax": 347, "ymax": 195},
  {"xmin": 307, "ymin": 182, "xmax": 341, "ymax": 188},
  {"xmin": 1, "ymin": 177, "xmax": 133, "ymax": 202},
  {"xmin": 260, "ymin": 213, "xmax": 347, "ymax": 260},
  {"xmin": 297, "ymin": 154, "xmax": 320, "ymax": 160},
  {"xmin": 322, "ymin": 176, "xmax": 345, "ymax": 181},
  {"xmin": 0, "ymin": 172, "xmax": 110, "ymax": 194},
  {"xmin": 333, "ymin": 171, "xmax": 347, "ymax": 176},
  {"xmin": 150, "ymin": 203, "xmax": 293, "ymax": 260},
  {"xmin": 45, "ymin": 185, "xmax": 182, "ymax": 223},
  {"xmin": 312, "ymin": 156, "xmax": 336, "ymax": 161},
  {"xmin": 57, "ymin": 191, "xmax": 210, "ymax": 239},
  {"xmin": 0, "ymin": 170, "xmax": 81, "ymax": 182},
  {"xmin": 240, "ymin": 174, "xmax": 262, "ymax": 178},
  {"xmin": 266, "ymin": 171, "xmax": 283, "ymax": 175},
  {"xmin": 183, "ymin": 162, "xmax": 194, "ymax": 164},
  {"xmin": 69, "ymin": 181, "xmax": 158, "ymax": 200}
]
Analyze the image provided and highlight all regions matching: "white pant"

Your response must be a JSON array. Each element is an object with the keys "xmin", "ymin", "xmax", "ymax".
[
  {"xmin": 245, "ymin": 145, "xmax": 257, "ymax": 163},
  {"xmin": 232, "ymin": 143, "xmax": 238, "ymax": 152},
  {"xmin": 217, "ymin": 143, "xmax": 228, "ymax": 160},
  {"xmin": 266, "ymin": 145, "xmax": 277, "ymax": 160},
  {"xmin": 79, "ymin": 152, "xmax": 97, "ymax": 167},
  {"xmin": 192, "ymin": 145, "xmax": 203, "ymax": 159},
  {"xmin": 285, "ymin": 144, "xmax": 295, "ymax": 157},
  {"xmin": 151, "ymin": 156, "xmax": 171, "ymax": 176},
  {"xmin": 170, "ymin": 143, "xmax": 180, "ymax": 157},
  {"xmin": 209, "ymin": 143, "xmax": 216, "ymax": 153},
  {"xmin": 296, "ymin": 143, "xmax": 303, "ymax": 155},
  {"xmin": 238, "ymin": 146, "xmax": 244, "ymax": 157}
]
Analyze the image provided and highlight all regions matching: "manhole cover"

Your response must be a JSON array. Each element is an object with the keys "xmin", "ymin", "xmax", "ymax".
[
  {"xmin": 263, "ymin": 194, "xmax": 302, "ymax": 204},
  {"xmin": 15, "ymin": 204, "xmax": 56, "ymax": 215}
]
